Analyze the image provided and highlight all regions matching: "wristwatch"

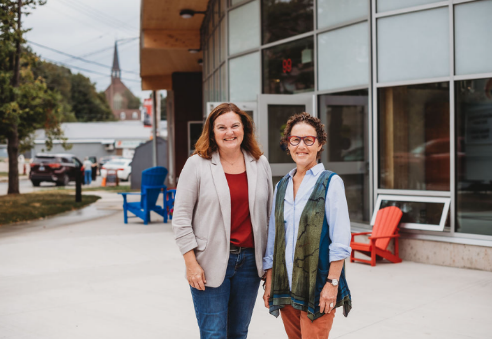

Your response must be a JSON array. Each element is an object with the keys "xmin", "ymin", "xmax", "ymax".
[{"xmin": 327, "ymin": 278, "xmax": 338, "ymax": 287}]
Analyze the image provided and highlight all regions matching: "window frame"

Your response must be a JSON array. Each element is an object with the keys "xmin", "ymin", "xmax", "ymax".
[{"xmin": 372, "ymin": 194, "xmax": 451, "ymax": 231}]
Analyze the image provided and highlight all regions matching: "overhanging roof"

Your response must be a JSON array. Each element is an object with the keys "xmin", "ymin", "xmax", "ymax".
[{"xmin": 140, "ymin": 0, "xmax": 208, "ymax": 90}]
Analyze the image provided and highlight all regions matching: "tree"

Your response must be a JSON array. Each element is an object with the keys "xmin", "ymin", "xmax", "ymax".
[
  {"xmin": 31, "ymin": 59, "xmax": 76, "ymax": 122},
  {"xmin": 0, "ymin": 0, "xmax": 67, "ymax": 194},
  {"xmin": 123, "ymin": 89, "xmax": 141, "ymax": 109},
  {"xmin": 70, "ymin": 73, "xmax": 114, "ymax": 122}
]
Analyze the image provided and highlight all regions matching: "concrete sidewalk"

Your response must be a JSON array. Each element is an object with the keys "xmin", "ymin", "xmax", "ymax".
[{"xmin": 0, "ymin": 200, "xmax": 491, "ymax": 338}]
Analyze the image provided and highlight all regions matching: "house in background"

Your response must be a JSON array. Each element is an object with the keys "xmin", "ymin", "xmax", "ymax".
[
  {"xmin": 105, "ymin": 42, "xmax": 141, "ymax": 121},
  {"xmin": 33, "ymin": 120, "xmax": 168, "ymax": 161}
]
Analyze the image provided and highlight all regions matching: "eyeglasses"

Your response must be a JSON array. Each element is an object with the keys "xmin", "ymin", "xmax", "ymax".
[{"xmin": 287, "ymin": 135, "xmax": 317, "ymax": 146}]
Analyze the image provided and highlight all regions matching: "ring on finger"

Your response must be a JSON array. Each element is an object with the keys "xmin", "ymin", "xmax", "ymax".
[{"xmin": 329, "ymin": 302, "xmax": 334, "ymax": 308}]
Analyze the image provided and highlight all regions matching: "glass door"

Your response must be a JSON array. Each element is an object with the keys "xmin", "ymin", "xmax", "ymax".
[
  {"xmin": 258, "ymin": 94, "xmax": 315, "ymax": 182},
  {"xmin": 319, "ymin": 90, "xmax": 370, "ymax": 223}
]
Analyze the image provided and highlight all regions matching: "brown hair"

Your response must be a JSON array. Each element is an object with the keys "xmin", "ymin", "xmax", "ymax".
[
  {"xmin": 193, "ymin": 103, "xmax": 263, "ymax": 160},
  {"xmin": 280, "ymin": 112, "xmax": 327, "ymax": 160}
]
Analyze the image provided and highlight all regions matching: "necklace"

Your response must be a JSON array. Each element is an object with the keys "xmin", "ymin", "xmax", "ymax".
[{"xmin": 220, "ymin": 153, "xmax": 242, "ymax": 166}]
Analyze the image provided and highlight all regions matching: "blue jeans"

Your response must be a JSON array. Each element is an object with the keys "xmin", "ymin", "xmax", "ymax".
[
  {"xmin": 190, "ymin": 248, "xmax": 261, "ymax": 339},
  {"xmin": 84, "ymin": 169, "xmax": 92, "ymax": 185}
]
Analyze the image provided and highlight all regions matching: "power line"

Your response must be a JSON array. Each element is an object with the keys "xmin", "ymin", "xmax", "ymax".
[
  {"xmin": 61, "ymin": 38, "xmax": 138, "ymax": 63},
  {"xmin": 28, "ymin": 40, "xmax": 140, "ymax": 75},
  {"xmin": 65, "ymin": 0, "xmax": 138, "ymax": 31},
  {"xmin": 54, "ymin": 0, "xmax": 136, "ymax": 36},
  {"xmin": 41, "ymin": 57, "xmax": 141, "ymax": 83}
]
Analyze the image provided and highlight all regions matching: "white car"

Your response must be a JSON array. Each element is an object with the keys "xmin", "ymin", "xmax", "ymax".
[{"xmin": 101, "ymin": 159, "xmax": 132, "ymax": 181}]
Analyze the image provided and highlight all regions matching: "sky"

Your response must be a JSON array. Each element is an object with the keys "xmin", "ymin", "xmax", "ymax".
[{"xmin": 24, "ymin": 0, "xmax": 154, "ymax": 102}]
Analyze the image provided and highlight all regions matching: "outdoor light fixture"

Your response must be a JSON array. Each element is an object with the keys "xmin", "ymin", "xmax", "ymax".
[
  {"xmin": 179, "ymin": 9, "xmax": 206, "ymax": 19},
  {"xmin": 198, "ymin": 59, "xmax": 203, "ymax": 66},
  {"xmin": 188, "ymin": 49, "xmax": 201, "ymax": 54}
]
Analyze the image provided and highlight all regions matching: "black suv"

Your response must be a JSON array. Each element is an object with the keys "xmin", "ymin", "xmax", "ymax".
[{"xmin": 30, "ymin": 153, "xmax": 83, "ymax": 186}]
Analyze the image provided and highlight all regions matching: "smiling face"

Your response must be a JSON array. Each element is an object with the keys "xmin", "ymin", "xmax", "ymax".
[
  {"xmin": 288, "ymin": 122, "xmax": 322, "ymax": 169},
  {"xmin": 213, "ymin": 111, "xmax": 244, "ymax": 152}
]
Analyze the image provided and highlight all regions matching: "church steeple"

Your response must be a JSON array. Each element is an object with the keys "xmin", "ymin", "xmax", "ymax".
[{"xmin": 111, "ymin": 41, "xmax": 121, "ymax": 79}]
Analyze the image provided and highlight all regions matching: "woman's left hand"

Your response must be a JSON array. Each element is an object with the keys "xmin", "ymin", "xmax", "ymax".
[{"xmin": 319, "ymin": 283, "xmax": 338, "ymax": 314}]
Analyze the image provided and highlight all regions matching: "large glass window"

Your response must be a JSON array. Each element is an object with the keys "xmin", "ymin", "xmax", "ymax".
[
  {"xmin": 262, "ymin": 0, "xmax": 313, "ymax": 44},
  {"xmin": 377, "ymin": 0, "xmax": 443, "ymax": 13},
  {"xmin": 456, "ymin": 77, "xmax": 492, "ymax": 236},
  {"xmin": 229, "ymin": 52, "xmax": 260, "ymax": 102},
  {"xmin": 320, "ymin": 90, "xmax": 369, "ymax": 223},
  {"xmin": 378, "ymin": 82, "xmax": 450, "ymax": 191},
  {"xmin": 377, "ymin": 7, "xmax": 449, "ymax": 83},
  {"xmin": 455, "ymin": 1, "xmax": 492, "ymax": 76},
  {"xmin": 318, "ymin": 22, "xmax": 369, "ymax": 91},
  {"xmin": 228, "ymin": 0, "xmax": 260, "ymax": 55},
  {"xmin": 317, "ymin": 0, "xmax": 368, "ymax": 29},
  {"xmin": 262, "ymin": 37, "xmax": 314, "ymax": 95}
]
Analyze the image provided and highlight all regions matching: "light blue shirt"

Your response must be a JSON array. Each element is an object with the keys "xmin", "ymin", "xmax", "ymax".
[{"xmin": 262, "ymin": 163, "xmax": 352, "ymax": 290}]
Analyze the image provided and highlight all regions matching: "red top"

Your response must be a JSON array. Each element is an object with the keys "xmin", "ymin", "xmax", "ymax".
[{"xmin": 225, "ymin": 171, "xmax": 254, "ymax": 248}]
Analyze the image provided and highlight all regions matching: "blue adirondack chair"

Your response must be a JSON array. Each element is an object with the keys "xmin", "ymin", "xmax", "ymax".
[
  {"xmin": 165, "ymin": 189, "xmax": 176, "ymax": 220},
  {"xmin": 118, "ymin": 166, "xmax": 169, "ymax": 225}
]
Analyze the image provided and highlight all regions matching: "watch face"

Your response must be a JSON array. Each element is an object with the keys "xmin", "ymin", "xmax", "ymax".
[{"xmin": 332, "ymin": 279, "xmax": 339, "ymax": 286}]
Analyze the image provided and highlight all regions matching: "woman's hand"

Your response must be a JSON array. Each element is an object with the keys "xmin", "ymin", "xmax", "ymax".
[
  {"xmin": 319, "ymin": 282, "xmax": 338, "ymax": 314},
  {"xmin": 263, "ymin": 270, "xmax": 272, "ymax": 308},
  {"xmin": 183, "ymin": 250, "xmax": 206, "ymax": 290}
]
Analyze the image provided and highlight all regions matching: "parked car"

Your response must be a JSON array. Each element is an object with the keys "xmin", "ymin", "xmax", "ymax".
[
  {"xmin": 100, "ymin": 159, "xmax": 132, "ymax": 181},
  {"xmin": 98, "ymin": 156, "xmax": 123, "ymax": 173},
  {"xmin": 29, "ymin": 153, "xmax": 83, "ymax": 186}
]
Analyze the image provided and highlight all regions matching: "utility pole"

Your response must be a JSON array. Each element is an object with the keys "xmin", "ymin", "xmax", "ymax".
[
  {"xmin": 152, "ymin": 90, "xmax": 158, "ymax": 167},
  {"xmin": 7, "ymin": 0, "xmax": 22, "ymax": 195}
]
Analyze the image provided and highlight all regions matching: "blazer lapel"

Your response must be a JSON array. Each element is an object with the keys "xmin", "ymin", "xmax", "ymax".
[
  {"xmin": 210, "ymin": 152, "xmax": 231, "ymax": 241},
  {"xmin": 243, "ymin": 150, "xmax": 257, "ymax": 222}
]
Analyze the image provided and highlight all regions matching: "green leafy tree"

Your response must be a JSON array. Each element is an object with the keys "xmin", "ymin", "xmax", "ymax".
[
  {"xmin": 70, "ymin": 73, "xmax": 114, "ymax": 122},
  {"xmin": 123, "ymin": 89, "xmax": 141, "ymax": 109},
  {"xmin": 0, "ymin": 0, "xmax": 68, "ymax": 194},
  {"xmin": 31, "ymin": 59, "xmax": 76, "ymax": 122}
]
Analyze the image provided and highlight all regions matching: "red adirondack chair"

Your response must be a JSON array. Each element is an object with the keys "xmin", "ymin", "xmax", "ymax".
[{"xmin": 350, "ymin": 206, "xmax": 403, "ymax": 266}]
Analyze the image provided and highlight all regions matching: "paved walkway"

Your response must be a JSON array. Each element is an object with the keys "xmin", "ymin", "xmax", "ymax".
[{"xmin": 0, "ymin": 193, "xmax": 491, "ymax": 338}]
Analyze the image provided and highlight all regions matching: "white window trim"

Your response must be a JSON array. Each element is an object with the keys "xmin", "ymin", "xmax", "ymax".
[{"xmin": 371, "ymin": 194, "xmax": 451, "ymax": 231}]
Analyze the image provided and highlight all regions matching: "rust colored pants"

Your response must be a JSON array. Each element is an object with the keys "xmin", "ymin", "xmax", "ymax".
[{"xmin": 280, "ymin": 305, "xmax": 336, "ymax": 339}]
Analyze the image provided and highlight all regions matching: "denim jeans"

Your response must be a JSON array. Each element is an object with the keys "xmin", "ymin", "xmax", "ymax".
[
  {"xmin": 190, "ymin": 248, "xmax": 261, "ymax": 339},
  {"xmin": 84, "ymin": 169, "xmax": 92, "ymax": 185}
]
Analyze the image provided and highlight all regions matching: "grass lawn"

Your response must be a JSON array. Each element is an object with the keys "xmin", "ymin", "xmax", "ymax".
[
  {"xmin": 0, "ymin": 192, "xmax": 100, "ymax": 225},
  {"xmin": 0, "ymin": 172, "xmax": 7, "ymax": 177}
]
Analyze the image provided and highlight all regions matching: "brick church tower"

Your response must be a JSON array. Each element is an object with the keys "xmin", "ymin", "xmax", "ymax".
[{"xmin": 104, "ymin": 42, "xmax": 141, "ymax": 120}]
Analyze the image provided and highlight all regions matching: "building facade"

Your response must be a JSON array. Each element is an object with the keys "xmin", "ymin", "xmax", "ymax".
[
  {"xmin": 139, "ymin": 0, "xmax": 492, "ymax": 270},
  {"xmin": 105, "ymin": 43, "xmax": 142, "ymax": 121}
]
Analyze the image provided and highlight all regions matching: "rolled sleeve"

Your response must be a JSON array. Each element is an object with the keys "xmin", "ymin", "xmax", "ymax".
[
  {"xmin": 175, "ymin": 232, "xmax": 199, "ymax": 255},
  {"xmin": 262, "ymin": 183, "xmax": 278, "ymax": 271},
  {"xmin": 326, "ymin": 175, "xmax": 352, "ymax": 262}
]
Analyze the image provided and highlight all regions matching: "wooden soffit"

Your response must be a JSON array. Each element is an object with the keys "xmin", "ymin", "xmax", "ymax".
[{"xmin": 140, "ymin": 0, "xmax": 208, "ymax": 90}]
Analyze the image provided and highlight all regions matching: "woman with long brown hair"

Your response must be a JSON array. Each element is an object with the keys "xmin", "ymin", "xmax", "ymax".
[{"xmin": 172, "ymin": 103, "xmax": 273, "ymax": 338}]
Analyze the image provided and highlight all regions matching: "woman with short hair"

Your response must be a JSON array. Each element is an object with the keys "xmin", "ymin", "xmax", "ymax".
[
  {"xmin": 172, "ymin": 103, "xmax": 273, "ymax": 339},
  {"xmin": 263, "ymin": 112, "xmax": 352, "ymax": 339}
]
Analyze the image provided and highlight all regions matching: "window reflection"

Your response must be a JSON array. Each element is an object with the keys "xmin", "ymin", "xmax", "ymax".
[
  {"xmin": 262, "ymin": 37, "xmax": 314, "ymax": 95},
  {"xmin": 319, "ymin": 90, "xmax": 369, "ymax": 223},
  {"xmin": 262, "ymin": 0, "xmax": 313, "ymax": 44},
  {"xmin": 380, "ymin": 200, "xmax": 445, "ymax": 226},
  {"xmin": 378, "ymin": 82, "xmax": 450, "ymax": 191},
  {"xmin": 267, "ymin": 104, "xmax": 304, "ymax": 164},
  {"xmin": 456, "ymin": 78, "xmax": 492, "ymax": 236}
]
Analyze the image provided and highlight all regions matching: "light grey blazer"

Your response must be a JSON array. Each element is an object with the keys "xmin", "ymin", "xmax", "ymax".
[{"xmin": 172, "ymin": 150, "xmax": 273, "ymax": 287}]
